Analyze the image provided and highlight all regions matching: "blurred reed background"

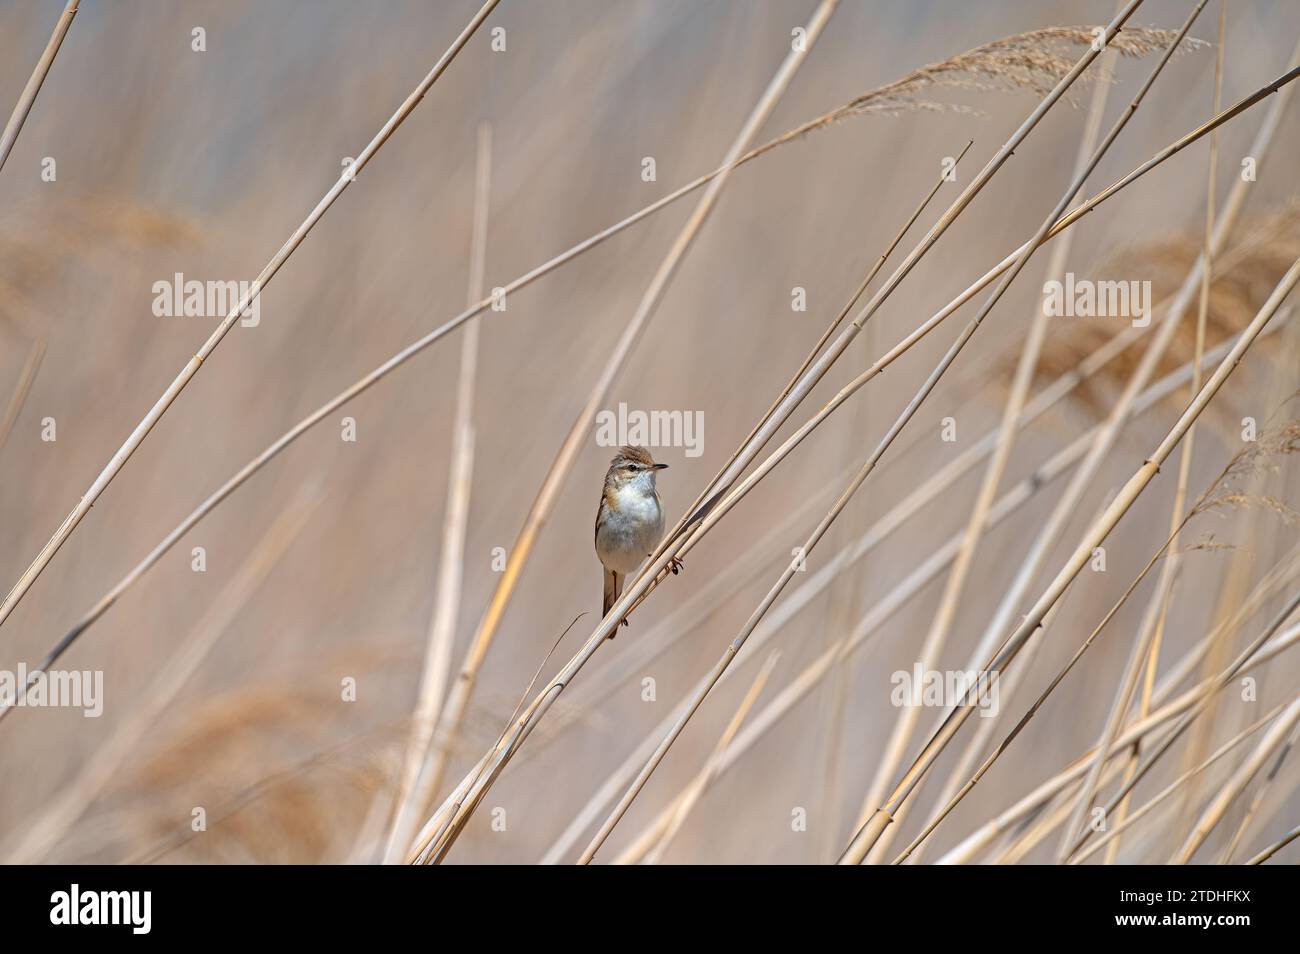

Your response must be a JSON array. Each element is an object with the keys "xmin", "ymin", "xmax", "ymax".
[{"xmin": 0, "ymin": 0, "xmax": 1297, "ymax": 864}]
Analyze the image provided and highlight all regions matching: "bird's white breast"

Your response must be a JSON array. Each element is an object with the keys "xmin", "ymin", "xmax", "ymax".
[
  {"xmin": 597, "ymin": 486, "xmax": 665, "ymax": 574},
  {"xmin": 615, "ymin": 485, "xmax": 662, "ymax": 525}
]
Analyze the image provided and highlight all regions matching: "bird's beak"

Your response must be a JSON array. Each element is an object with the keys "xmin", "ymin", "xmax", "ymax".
[{"xmin": 653, "ymin": 463, "xmax": 669, "ymax": 470}]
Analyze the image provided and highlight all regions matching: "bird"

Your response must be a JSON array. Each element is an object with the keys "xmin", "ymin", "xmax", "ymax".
[{"xmin": 594, "ymin": 445, "xmax": 676, "ymax": 631}]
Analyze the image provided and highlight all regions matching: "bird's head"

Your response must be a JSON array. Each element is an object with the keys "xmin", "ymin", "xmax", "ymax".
[{"xmin": 607, "ymin": 444, "xmax": 668, "ymax": 490}]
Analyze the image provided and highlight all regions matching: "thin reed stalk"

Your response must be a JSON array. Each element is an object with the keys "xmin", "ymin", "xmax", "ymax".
[
  {"xmin": 0, "ymin": 0, "xmax": 501, "ymax": 629},
  {"xmin": 1220, "ymin": 723, "xmax": 1298, "ymax": 862},
  {"xmin": 16, "ymin": 23, "xmax": 1239, "ymax": 717},
  {"xmin": 889, "ymin": 37, "xmax": 1300, "ymax": 854},
  {"xmin": 896, "ymin": 412, "xmax": 1299, "ymax": 863},
  {"xmin": 991, "ymin": 546, "xmax": 1300, "ymax": 864},
  {"xmin": 862, "ymin": 18, "xmax": 1124, "ymax": 862},
  {"xmin": 1246, "ymin": 825, "xmax": 1300, "ymax": 864},
  {"xmin": 383, "ymin": 122, "xmax": 493, "ymax": 863},
  {"xmin": 637, "ymin": 651, "xmax": 779, "ymax": 865},
  {"xmin": 645, "ymin": 60, "xmax": 1300, "ymax": 621},
  {"xmin": 934, "ymin": 616, "xmax": 1300, "ymax": 864},
  {"xmin": 581, "ymin": 6, "xmax": 1213, "ymax": 863},
  {"xmin": 0, "ymin": 337, "xmax": 44, "ymax": 453},
  {"xmin": 0, "ymin": 0, "xmax": 78, "ymax": 175},
  {"xmin": 554, "ymin": 331, "xmax": 1255, "ymax": 865},
  {"xmin": 1110, "ymin": 3, "xmax": 1227, "ymax": 862},
  {"xmin": 843, "ymin": 252, "xmax": 1300, "ymax": 864},
  {"xmin": 410, "ymin": 0, "xmax": 841, "ymax": 860},
  {"xmin": 939, "ymin": 35, "xmax": 1300, "ymax": 744},
  {"xmin": 1063, "ymin": 590, "xmax": 1300, "ymax": 859},
  {"xmin": 2, "ymin": 485, "xmax": 322, "ymax": 863},
  {"xmin": 1070, "ymin": 703, "xmax": 1289, "ymax": 864},
  {"xmin": 1170, "ymin": 697, "xmax": 1300, "ymax": 863},
  {"xmin": 411, "ymin": 0, "xmax": 843, "ymax": 863}
]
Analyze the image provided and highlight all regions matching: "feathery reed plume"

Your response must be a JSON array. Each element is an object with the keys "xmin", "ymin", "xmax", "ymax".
[
  {"xmin": 798, "ymin": 25, "xmax": 1200, "ymax": 130},
  {"xmin": 1021, "ymin": 205, "xmax": 1300, "ymax": 409}
]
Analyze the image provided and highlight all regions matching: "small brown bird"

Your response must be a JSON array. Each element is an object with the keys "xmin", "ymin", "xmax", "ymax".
[{"xmin": 594, "ymin": 445, "xmax": 671, "ymax": 629}]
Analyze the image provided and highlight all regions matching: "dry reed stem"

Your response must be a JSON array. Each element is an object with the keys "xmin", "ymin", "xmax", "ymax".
[
  {"xmin": 1063, "ymin": 589, "xmax": 1300, "ymax": 860},
  {"xmin": 1245, "ymin": 824, "xmax": 1300, "ymax": 864},
  {"xmin": 653, "ymin": 59, "xmax": 1300, "ymax": 617},
  {"xmin": 934, "ymin": 615, "xmax": 1300, "ymax": 864},
  {"xmin": 897, "ymin": 409, "xmax": 1300, "ymax": 863},
  {"xmin": 1109, "ymin": 6, "xmax": 1227, "ymax": 862},
  {"xmin": 629, "ymin": 3, "xmax": 1151, "ymax": 614},
  {"xmin": 412, "ymin": 0, "xmax": 843, "ymax": 863},
  {"xmin": 583, "ymin": 6, "xmax": 1210, "ymax": 863},
  {"xmin": 951, "ymin": 37, "xmax": 1300, "ymax": 715},
  {"xmin": 0, "ymin": 0, "xmax": 78, "ymax": 175},
  {"xmin": 3, "ymin": 0, "xmax": 1023, "ymax": 715},
  {"xmin": 1175, "ymin": 353, "xmax": 1300, "ymax": 832},
  {"xmin": 625, "ymin": 136, "xmax": 973, "ymax": 630},
  {"xmin": 0, "ymin": 0, "xmax": 501, "ymax": 629},
  {"xmin": 383, "ymin": 123, "xmax": 493, "ymax": 864},
  {"xmin": 612, "ymin": 25, "xmax": 1192, "ymax": 626},
  {"xmin": 991, "ymin": 582, "xmax": 1300, "ymax": 864},
  {"xmin": 895, "ymin": 66, "xmax": 1300, "ymax": 859},
  {"xmin": 1070, "ymin": 703, "xmax": 1288, "ymax": 864},
  {"xmin": 1, "ymin": 483, "xmax": 323, "ymax": 863},
  {"xmin": 1170, "ymin": 697, "xmax": 1300, "ymax": 863},
  {"xmin": 541, "ymin": 325, "xmax": 1264, "ymax": 863},
  {"xmin": 990, "ymin": 546, "xmax": 1300, "ymax": 863},
  {"xmin": 595, "ymin": 18, "xmax": 1242, "ymax": 691},
  {"xmin": 863, "ymin": 20, "xmax": 1124, "ymax": 863},
  {"xmin": 615, "ymin": 137, "xmax": 975, "ymax": 636},
  {"xmin": 585, "ymin": 13, "xmax": 1158, "ymax": 856},
  {"xmin": 572, "ymin": 22, "xmax": 1171, "ymax": 698},
  {"xmin": 908, "ymin": 240, "xmax": 1298, "ymax": 860},
  {"xmin": 1220, "ymin": 722, "xmax": 1298, "ymax": 862},
  {"xmin": 843, "ymin": 249, "xmax": 1300, "ymax": 864},
  {"xmin": 14, "ymin": 20, "xmax": 1200, "ymax": 707},
  {"xmin": 636, "ymin": 651, "xmax": 779, "ymax": 865},
  {"xmin": 0, "ymin": 336, "xmax": 43, "ymax": 453}
]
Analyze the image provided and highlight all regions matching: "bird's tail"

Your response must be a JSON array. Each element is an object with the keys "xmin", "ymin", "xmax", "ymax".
[{"xmin": 603, "ymin": 568, "xmax": 623, "ymax": 627}]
